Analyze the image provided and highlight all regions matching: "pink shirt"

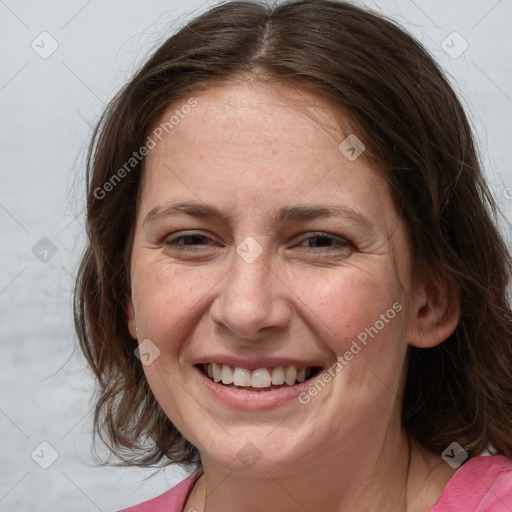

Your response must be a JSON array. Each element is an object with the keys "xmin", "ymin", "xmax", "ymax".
[
  {"xmin": 431, "ymin": 455, "xmax": 512, "ymax": 511},
  {"xmin": 118, "ymin": 455, "xmax": 512, "ymax": 512}
]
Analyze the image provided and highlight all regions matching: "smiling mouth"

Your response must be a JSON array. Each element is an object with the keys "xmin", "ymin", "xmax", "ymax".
[{"xmin": 198, "ymin": 363, "xmax": 323, "ymax": 391}]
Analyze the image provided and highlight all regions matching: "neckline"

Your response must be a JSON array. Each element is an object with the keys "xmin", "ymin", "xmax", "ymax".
[
  {"xmin": 181, "ymin": 456, "xmax": 508, "ymax": 512},
  {"xmin": 429, "ymin": 455, "xmax": 501, "ymax": 510},
  {"xmin": 181, "ymin": 469, "xmax": 204, "ymax": 511}
]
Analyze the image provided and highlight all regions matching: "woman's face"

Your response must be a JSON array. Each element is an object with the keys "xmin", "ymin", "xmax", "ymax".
[{"xmin": 128, "ymin": 80, "xmax": 422, "ymax": 475}]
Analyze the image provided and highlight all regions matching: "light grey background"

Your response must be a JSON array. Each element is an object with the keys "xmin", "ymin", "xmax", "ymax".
[{"xmin": 1, "ymin": 0, "xmax": 511, "ymax": 511}]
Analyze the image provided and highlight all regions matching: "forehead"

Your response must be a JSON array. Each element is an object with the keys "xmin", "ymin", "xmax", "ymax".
[{"xmin": 140, "ymin": 80, "xmax": 395, "ymax": 224}]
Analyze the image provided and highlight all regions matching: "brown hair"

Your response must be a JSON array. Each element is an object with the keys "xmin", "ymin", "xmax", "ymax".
[{"xmin": 74, "ymin": 0, "xmax": 512, "ymax": 468}]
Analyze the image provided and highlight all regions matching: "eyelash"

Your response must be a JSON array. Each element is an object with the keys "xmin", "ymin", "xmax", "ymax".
[
  {"xmin": 164, "ymin": 232, "xmax": 352, "ymax": 253},
  {"xmin": 298, "ymin": 233, "xmax": 352, "ymax": 252}
]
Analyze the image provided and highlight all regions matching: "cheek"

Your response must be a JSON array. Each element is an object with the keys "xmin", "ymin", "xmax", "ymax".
[
  {"xmin": 292, "ymin": 263, "xmax": 407, "ymax": 357},
  {"xmin": 131, "ymin": 256, "xmax": 216, "ymax": 349}
]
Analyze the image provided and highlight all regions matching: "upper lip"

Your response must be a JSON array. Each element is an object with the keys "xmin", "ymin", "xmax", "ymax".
[{"xmin": 190, "ymin": 355, "xmax": 327, "ymax": 370}]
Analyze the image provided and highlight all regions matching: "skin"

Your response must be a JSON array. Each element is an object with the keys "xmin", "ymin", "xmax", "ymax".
[{"xmin": 126, "ymin": 79, "xmax": 461, "ymax": 512}]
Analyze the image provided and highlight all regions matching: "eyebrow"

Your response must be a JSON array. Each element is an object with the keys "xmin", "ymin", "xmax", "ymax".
[{"xmin": 143, "ymin": 200, "xmax": 373, "ymax": 230}]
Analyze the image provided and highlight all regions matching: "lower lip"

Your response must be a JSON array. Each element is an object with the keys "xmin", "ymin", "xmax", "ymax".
[{"xmin": 194, "ymin": 366, "xmax": 319, "ymax": 410}]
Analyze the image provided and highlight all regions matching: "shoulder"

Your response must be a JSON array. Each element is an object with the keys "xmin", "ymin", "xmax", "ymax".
[
  {"xmin": 117, "ymin": 472, "xmax": 199, "ymax": 512},
  {"xmin": 432, "ymin": 454, "xmax": 512, "ymax": 511}
]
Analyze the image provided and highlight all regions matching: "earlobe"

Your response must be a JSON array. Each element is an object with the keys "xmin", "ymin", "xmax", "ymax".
[
  {"xmin": 408, "ymin": 275, "xmax": 460, "ymax": 349},
  {"xmin": 126, "ymin": 297, "xmax": 138, "ymax": 339}
]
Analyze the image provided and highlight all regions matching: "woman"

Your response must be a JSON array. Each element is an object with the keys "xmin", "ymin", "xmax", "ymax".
[{"xmin": 74, "ymin": 1, "xmax": 512, "ymax": 510}]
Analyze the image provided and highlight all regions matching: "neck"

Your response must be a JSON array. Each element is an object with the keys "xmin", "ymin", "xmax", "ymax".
[{"xmin": 186, "ymin": 424, "xmax": 423, "ymax": 512}]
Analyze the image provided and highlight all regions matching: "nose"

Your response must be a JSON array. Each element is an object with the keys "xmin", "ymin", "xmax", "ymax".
[{"xmin": 209, "ymin": 249, "xmax": 291, "ymax": 340}]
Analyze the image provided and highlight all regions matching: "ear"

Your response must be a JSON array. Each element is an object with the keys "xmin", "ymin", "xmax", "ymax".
[
  {"xmin": 408, "ymin": 273, "xmax": 460, "ymax": 348},
  {"xmin": 126, "ymin": 296, "xmax": 137, "ymax": 340}
]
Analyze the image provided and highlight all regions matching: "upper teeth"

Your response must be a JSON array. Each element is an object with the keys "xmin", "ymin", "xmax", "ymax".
[{"xmin": 206, "ymin": 363, "xmax": 309, "ymax": 388}]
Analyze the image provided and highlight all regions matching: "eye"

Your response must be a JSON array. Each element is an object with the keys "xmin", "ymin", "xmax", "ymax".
[
  {"xmin": 165, "ymin": 232, "xmax": 214, "ymax": 250},
  {"xmin": 296, "ymin": 233, "xmax": 352, "ymax": 252}
]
